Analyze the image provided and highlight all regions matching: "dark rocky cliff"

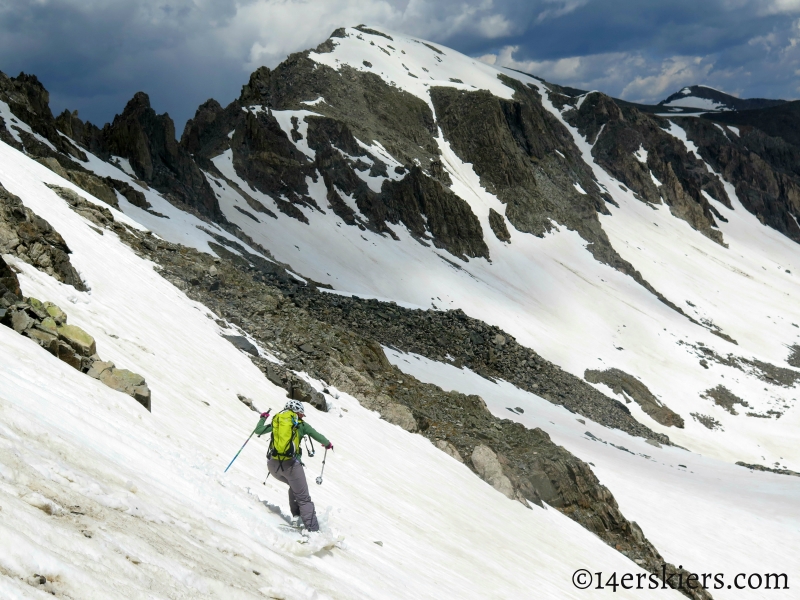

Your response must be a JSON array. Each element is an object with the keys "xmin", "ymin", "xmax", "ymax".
[{"xmin": 59, "ymin": 92, "xmax": 224, "ymax": 220}]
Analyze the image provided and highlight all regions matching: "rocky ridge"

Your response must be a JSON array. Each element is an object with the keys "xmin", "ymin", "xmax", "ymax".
[
  {"xmin": 55, "ymin": 92, "xmax": 223, "ymax": 221},
  {"xmin": 556, "ymin": 90, "xmax": 729, "ymax": 246},
  {"xmin": 677, "ymin": 116, "xmax": 800, "ymax": 243}
]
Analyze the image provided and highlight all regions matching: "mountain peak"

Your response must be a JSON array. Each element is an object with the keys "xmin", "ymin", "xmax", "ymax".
[{"xmin": 659, "ymin": 84, "xmax": 785, "ymax": 112}]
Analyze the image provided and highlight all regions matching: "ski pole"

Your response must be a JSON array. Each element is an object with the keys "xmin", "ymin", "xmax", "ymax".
[
  {"xmin": 315, "ymin": 448, "xmax": 328, "ymax": 485},
  {"xmin": 304, "ymin": 435, "xmax": 316, "ymax": 457},
  {"xmin": 224, "ymin": 408, "xmax": 271, "ymax": 473}
]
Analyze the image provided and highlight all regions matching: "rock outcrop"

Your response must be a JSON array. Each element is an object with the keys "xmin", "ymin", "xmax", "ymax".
[
  {"xmin": 678, "ymin": 117, "xmax": 800, "ymax": 243},
  {"xmin": 471, "ymin": 444, "xmax": 515, "ymax": 499},
  {"xmin": 0, "ymin": 201, "xmax": 150, "ymax": 412},
  {"xmin": 430, "ymin": 81, "xmax": 602, "ymax": 242},
  {"xmin": 0, "ymin": 181, "xmax": 86, "ymax": 290},
  {"xmin": 584, "ymin": 368, "xmax": 684, "ymax": 428},
  {"xmin": 559, "ymin": 90, "xmax": 728, "ymax": 246},
  {"xmin": 55, "ymin": 92, "xmax": 223, "ymax": 220},
  {"xmin": 95, "ymin": 365, "xmax": 152, "ymax": 411},
  {"xmin": 701, "ymin": 385, "xmax": 749, "ymax": 415},
  {"xmin": 180, "ymin": 54, "xmax": 490, "ymax": 261},
  {"xmin": 0, "ymin": 253, "xmax": 21, "ymax": 300},
  {"xmin": 0, "ymin": 291, "xmax": 152, "ymax": 411},
  {"xmin": 0, "ymin": 71, "xmax": 87, "ymax": 161}
]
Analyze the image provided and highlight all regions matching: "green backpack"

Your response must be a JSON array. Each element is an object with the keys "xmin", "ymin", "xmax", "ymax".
[{"xmin": 269, "ymin": 410, "xmax": 301, "ymax": 461}]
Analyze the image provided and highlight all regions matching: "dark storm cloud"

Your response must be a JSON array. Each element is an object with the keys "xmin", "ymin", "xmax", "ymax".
[
  {"xmin": 0, "ymin": 0, "xmax": 798, "ymax": 131},
  {"xmin": 0, "ymin": 0, "xmax": 248, "ymax": 129}
]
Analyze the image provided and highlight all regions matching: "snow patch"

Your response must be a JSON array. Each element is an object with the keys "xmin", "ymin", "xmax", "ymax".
[
  {"xmin": 662, "ymin": 97, "xmax": 729, "ymax": 111},
  {"xmin": 385, "ymin": 348, "xmax": 800, "ymax": 590},
  {"xmin": 110, "ymin": 156, "xmax": 135, "ymax": 177},
  {"xmin": 650, "ymin": 171, "xmax": 662, "ymax": 187}
]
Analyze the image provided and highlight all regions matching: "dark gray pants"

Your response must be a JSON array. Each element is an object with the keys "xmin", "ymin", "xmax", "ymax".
[{"xmin": 268, "ymin": 458, "xmax": 319, "ymax": 532}]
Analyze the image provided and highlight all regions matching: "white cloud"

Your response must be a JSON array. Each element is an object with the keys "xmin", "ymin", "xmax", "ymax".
[
  {"xmin": 197, "ymin": 0, "xmax": 523, "ymax": 71},
  {"xmin": 759, "ymin": 0, "xmax": 800, "ymax": 15},
  {"xmin": 621, "ymin": 56, "xmax": 716, "ymax": 100},
  {"xmin": 477, "ymin": 13, "xmax": 515, "ymax": 38},
  {"xmin": 536, "ymin": 0, "xmax": 590, "ymax": 23},
  {"xmin": 481, "ymin": 45, "xmax": 740, "ymax": 104},
  {"xmin": 227, "ymin": 1, "xmax": 402, "ymax": 70},
  {"xmin": 480, "ymin": 45, "xmax": 633, "ymax": 90}
]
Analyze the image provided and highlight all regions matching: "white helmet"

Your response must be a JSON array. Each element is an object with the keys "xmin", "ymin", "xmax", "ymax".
[{"xmin": 285, "ymin": 399, "xmax": 305, "ymax": 414}]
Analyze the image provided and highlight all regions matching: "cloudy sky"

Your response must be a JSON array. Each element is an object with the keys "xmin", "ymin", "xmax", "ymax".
[{"xmin": 1, "ymin": 0, "xmax": 799, "ymax": 130}]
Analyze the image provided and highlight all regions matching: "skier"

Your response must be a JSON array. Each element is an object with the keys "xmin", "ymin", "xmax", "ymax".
[{"xmin": 256, "ymin": 399, "xmax": 333, "ymax": 532}]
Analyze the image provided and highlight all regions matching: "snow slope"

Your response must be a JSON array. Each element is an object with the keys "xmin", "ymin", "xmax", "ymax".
[
  {"xmin": 385, "ymin": 348, "xmax": 800, "ymax": 600},
  {"xmin": 160, "ymin": 25, "xmax": 800, "ymax": 475},
  {"xmin": 0, "ymin": 141, "xmax": 682, "ymax": 597},
  {"xmin": 6, "ymin": 25, "xmax": 797, "ymax": 595}
]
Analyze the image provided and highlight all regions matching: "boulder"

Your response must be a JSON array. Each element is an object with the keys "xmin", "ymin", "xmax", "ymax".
[
  {"xmin": 35, "ymin": 316, "xmax": 58, "ymax": 335},
  {"xmin": 44, "ymin": 302, "xmax": 67, "ymax": 324},
  {"xmin": 288, "ymin": 378, "xmax": 328, "ymax": 412},
  {"xmin": 57, "ymin": 324, "xmax": 96, "ymax": 357},
  {"xmin": 57, "ymin": 341, "xmax": 81, "ymax": 370},
  {"xmin": 24, "ymin": 328, "xmax": 58, "ymax": 355},
  {"xmin": 237, "ymin": 393, "xmax": 258, "ymax": 412},
  {"xmin": 434, "ymin": 439, "xmax": 464, "ymax": 463},
  {"xmin": 87, "ymin": 360, "xmax": 114, "ymax": 379},
  {"xmin": 99, "ymin": 367, "xmax": 145, "ymax": 389},
  {"xmin": 471, "ymin": 444, "xmax": 515, "ymax": 500},
  {"xmin": 26, "ymin": 297, "xmax": 48, "ymax": 319},
  {"xmin": 265, "ymin": 362, "xmax": 287, "ymax": 388},
  {"xmin": 381, "ymin": 402, "xmax": 417, "ymax": 432},
  {"xmin": 99, "ymin": 367, "xmax": 151, "ymax": 411},
  {"xmin": 222, "ymin": 334, "xmax": 258, "ymax": 356},
  {"xmin": 0, "ymin": 255, "xmax": 21, "ymax": 299},
  {"xmin": 11, "ymin": 308, "xmax": 34, "ymax": 333}
]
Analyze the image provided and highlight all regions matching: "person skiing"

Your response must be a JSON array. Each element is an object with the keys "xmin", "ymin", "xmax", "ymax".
[{"xmin": 255, "ymin": 399, "xmax": 333, "ymax": 532}]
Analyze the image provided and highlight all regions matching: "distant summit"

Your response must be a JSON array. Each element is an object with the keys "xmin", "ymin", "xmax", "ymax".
[{"xmin": 658, "ymin": 85, "xmax": 785, "ymax": 112}]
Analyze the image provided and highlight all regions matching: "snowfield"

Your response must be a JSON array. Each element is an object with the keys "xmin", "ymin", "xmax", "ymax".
[
  {"xmin": 2, "ymin": 23, "xmax": 799, "ymax": 599},
  {"xmin": 385, "ymin": 348, "xmax": 800, "ymax": 600},
  {"xmin": 0, "ymin": 143, "xmax": 681, "ymax": 597}
]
